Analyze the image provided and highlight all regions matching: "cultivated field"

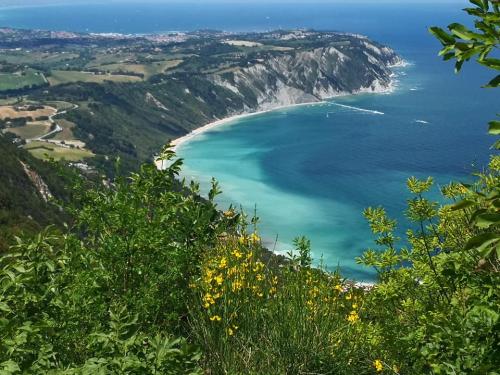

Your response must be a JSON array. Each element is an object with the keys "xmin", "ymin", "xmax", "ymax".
[
  {"xmin": 47, "ymin": 70, "xmax": 141, "ymax": 85},
  {"xmin": 0, "ymin": 105, "xmax": 57, "ymax": 120},
  {"xmin": 23, "ymin": 140, "xmax": 94, "ymax": 161},
  {"xmin": 94, "ymin": 59, "xmax": 183, "ymax": 78},
  {"xmin": 0, "ymin": 70, "xmax": 46, "ymax": 91},
  {"xmin": 50, "ymin": 119, "xmax": 77, "ymax": 141},
  {"xmin": 4, "ymin": 121, "xmax": 52, "ymax": 139}
]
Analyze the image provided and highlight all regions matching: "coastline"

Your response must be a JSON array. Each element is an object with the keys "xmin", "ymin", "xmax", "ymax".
[
  {"xmin": 170, "ymin": 101, "xmax": 325, "ymax": 152},
  {"xmin": 169, "ymin": 75, "xmax": 402, "ymax": 154}
]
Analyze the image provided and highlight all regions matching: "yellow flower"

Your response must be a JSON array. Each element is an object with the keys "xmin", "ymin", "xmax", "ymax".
[
  {"xmin": 215, "ymin": 274, "xmax": 224, "ymax": 285},
  {"xmin": 203, "ymin": 293, "xmax": 216, "ymax": 308},
  {"xmin": 250, "ymin": 233, "xmax": 260, "ymax": 243},
  {"xmin": 256, "ymin": 274, "xmax": 264, "ymax": 281},
  {"xmin": 232, "ymin": 280, "xmax": 243, "ymax": 292},
  {"xmin": 219, "ymin": 257, "xmax": 227, "ymax": 269},
  {"xmin": 238, "ymin": 236, "xmax": 247, "ymax": 245},
  {"xmin": 257, "ymin": 292, "xmax": 264, "ymax": 297},
  {"xmin": 392, "ymin": 364, "xmax": 400, "ymax": 373},
  {"xmin": 210, "ymin": 315, "xmax": 222, "ymax": 322},
  {"xmin": 334, "ymin": 284, "xmax": 343, "ymax": 292},
  {"xmin": 345, "ymin": 293, "xmax": 352, "ymax": 300},
  {"xmin": 223, "ymin": 209, "xmax": 235, "ymax": 218},
  {"xmin": 373, "ymin": 359, "xmax": 383, "ymax": 372},
  {"xmin": 231, "ymin": 249, "xmax": 243, "ymax": 259},
  {"xmin": 227, "ymin": 327, "xmax": 234, "ymax": 336},
  {"xmin": 352, "ymin": 303, "xmax": 358, "ymax": 309},
  {"xmin": 346, "ymin": 311, "xmax": 359, "ymax": 324}
]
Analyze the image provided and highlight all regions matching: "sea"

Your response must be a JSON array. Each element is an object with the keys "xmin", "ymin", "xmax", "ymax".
[{"xmin": 1, "ymin": 1, "xmax": 498, "ymax": 280}]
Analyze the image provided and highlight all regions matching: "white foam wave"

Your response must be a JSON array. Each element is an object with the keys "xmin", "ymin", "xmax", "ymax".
[
  {"xmin": 415, "ymin": 119, "xmax": 429, "ymax": 124},
  {"xmin": 329, "ymin": 102, "xmax": 384, "ymax": 115}
]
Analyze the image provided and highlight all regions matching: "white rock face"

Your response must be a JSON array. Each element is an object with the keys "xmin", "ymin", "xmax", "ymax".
[{"xmin": 210, "ymin": 40, "xmax": 400, "ymax": 113}]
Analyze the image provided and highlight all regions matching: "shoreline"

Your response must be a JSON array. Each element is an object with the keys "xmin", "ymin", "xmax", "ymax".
[
  {"xmin": 170, "ymin": 76, "xmax": 402, "ymax": 154},
  {"xmin": 170, "ymin": 100, "xmax": 326, "ymax": 152}
]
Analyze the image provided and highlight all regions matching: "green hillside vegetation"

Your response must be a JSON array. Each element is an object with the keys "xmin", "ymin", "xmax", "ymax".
[
  {"xmin": 0, "ymin": 1, "xmax": 499, "ymax": 374},
  {"xmin": 0, "ymin": 134, "xmax": 73, "ymax": 252}
]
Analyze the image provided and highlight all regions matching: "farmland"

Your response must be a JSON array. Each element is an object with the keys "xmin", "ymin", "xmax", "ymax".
[
  {"xmin": 0, "ymin": 69, "xmax": 46, "ymax": 91},
  {"xmin": 23, "ymin": 140, "xmax": 94, "ymax": 161},
  {"xmin": 47, "ymin": 70, "xmax": 141, "ymax": 85}
]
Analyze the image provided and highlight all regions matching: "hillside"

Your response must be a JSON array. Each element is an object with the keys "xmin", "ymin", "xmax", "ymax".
[
  {"xmin": 0, "ymin": 134, "xmax": 71, "ymax": 250},
  {"xmin": 1, "ymin": 29, "xmax": 402, "ymax": 172}
]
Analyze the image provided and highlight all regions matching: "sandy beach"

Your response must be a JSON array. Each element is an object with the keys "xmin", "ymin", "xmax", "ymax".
[
  {"xmin": 170, "ymin": 101, "xmax": 327, "ymax": 152},
  {"xmin": 169, "ymin": 83, "xmax": 399, "ymax": 154}
]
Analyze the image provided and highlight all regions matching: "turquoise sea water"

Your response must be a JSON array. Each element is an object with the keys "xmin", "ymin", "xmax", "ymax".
[{"xmin": 1, "ymin": 1, "xmax": 498, "ymax": 280}]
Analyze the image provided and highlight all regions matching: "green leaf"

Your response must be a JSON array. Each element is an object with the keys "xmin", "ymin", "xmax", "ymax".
[
  {"xmin": 429, "ymin": 27, "xmax": 456, "ymax": 45},
  {"xmin": 475, "ymin": 213, "xmax": 500, "ymax": 228},
  {"xmin": 484, "ymin": 75, "xmax": 500, "ymax": 88},
  {"xmin": 448, "ymin": 23, "xmax": 479, "ymax": 40},
  {"xmin": 464, "ymin": 232, "xmax": 500, "ymax": 252},
  {"xmin": 488, "ymin": 120, "xmax": 500, "ymax": 135},
  {"xmin": 455, "ymin": 60, "xmax": 465, "ymax": 73},
  {"xmin": 0, "ymin": 302, "xmax": 11, "ymax": 313},
  {"xmin": 479, "ymin": 58, "xmax": 500, "ymax": 71},
  {"xmin": 450, "ymin": 199, "xmax": 475, "ymax": 211}
]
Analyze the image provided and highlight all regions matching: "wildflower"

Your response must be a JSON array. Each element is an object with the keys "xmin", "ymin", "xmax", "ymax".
[
  {"xmin": 392, "ymin": 364, "xmax": 400, "ymax": 373},
  {"xmin": 231, "ymin": 249, "xmax": 243, "ymax": 259},
  {"xmin": 223, "ymin": 209, "xmax": 235, "ymax": 218},
  {"xmin": 238, "ymin": 236, "xmax": 247, "ymax": 245},
  {"xmin": 352, "ymin": 303, "xmax": 358, "ymax": 309},
  {"xmin": 232, "ymin": 280, "xmax": 243, "ymax": 292},
  {"xmin": 210, "ymin": 315, "xmax": 222, "ymax": 322},
  {"xmin": 219, "ymin": 257, "xmax": 227, "ymax": 269},
  {"xmin": 334, "ymin": 284, "xmax": 343, "ymax": 292},
  {"xmin": 250, "ymin": 232, "xmax": 260, "ymax": 243},
  {"xmin": 346, "ymin": 311, "xmax": 359, "ymax": 324},
  {"xmin": 256, "ymin": 274, "xmax": 264, "ymax": 281},
  {"xmin": 373, "ymin": 359, "xmax": 383, "ymax": 372},
  {"xmin": 203, "ymin": 293, "xmax": 216, "ymax": 308},
  {"xmin": 345, "ymin": 293, "xmax": 352, "ymax": 300},
  {"xmin": 257, "ymin": 292, "xmax": 264, "ymax": 297},
  {"xmin": 227, "ymin": 327, "xmax": 234, "ymax": 336},
  {"xmin": 215, "ymin": 274, "xmax": 224, "ymax": 285}
]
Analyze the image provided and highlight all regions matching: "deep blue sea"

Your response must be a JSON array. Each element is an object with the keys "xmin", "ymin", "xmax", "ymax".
[{"xmin": 2, "ymin": 1, "xmax": 498, "ymax": 280}]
